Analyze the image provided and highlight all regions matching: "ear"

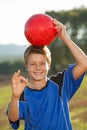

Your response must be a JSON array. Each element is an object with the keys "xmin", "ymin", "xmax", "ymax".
[
  {"xmin": 25, "ymin": 64, "xmax": 28, "ymax": 71},
  {"xmin": 48, "ymin": 63, "xmax": 51, "ymax": 70}
]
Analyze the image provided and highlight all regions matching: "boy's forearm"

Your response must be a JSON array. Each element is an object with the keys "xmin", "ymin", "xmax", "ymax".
[
  {"xmin": 62, "ymin": 35, "xmax": 87, "ymax": 79},
  {"xmin": 8, "ymin": 96, "xmax": 19, "ymax": 122},
  {"xmin": 62, "ymin": 35, "xmax": 87, "ymax": 66}
]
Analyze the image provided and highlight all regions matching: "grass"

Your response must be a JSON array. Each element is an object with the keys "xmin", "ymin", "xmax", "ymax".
[
  {"xmin": 70, "ymin": 75, "xmax": 87, "ymax": 130},
  {"xmin": 0, "ymin": 85, "xmax": 24, "ymax": 130},
  {"xmin": 0, "ymin": 75, "xmax": 87, "ymax": 130}
]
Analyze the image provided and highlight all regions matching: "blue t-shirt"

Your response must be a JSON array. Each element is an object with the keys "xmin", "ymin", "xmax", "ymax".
[{"xmin": 7, "ymin": 65, "xmax": 84, "ymax": 130}]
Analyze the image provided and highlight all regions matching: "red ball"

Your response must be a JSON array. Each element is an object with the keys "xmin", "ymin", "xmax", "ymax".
[{"xmin": 24, "ymin": 14, "xmax": 58, "ymax": 46}]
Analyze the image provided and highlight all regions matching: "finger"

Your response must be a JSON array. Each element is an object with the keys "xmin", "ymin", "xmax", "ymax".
[
  {"xmin": 12, "ymin": 70, "xmax": 21, "ymax": 81},
  {"xmin": 52, "ymin": 20, "xmax": 62, "ymax": 33},
  {"xmin": 19, "ymin": 76, "xmax": 28, "ymax": 85},
  {"xmin": 15, "ymin": 70, "xmax": 21, "ymax": 78},
  {"xmin": 23, "ymin": 79, "xmax": 28, "ymax": 88},
  {"xmin": 53, "ymin": 19, "xmax": 63, "ymax": 28},
  {"xmin": 12, "ymin": 76, "xmax": 25, "ymax": 85}
]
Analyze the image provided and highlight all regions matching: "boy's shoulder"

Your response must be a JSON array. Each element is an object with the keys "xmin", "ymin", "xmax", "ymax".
[
  {"xmin": 50, "ymin": 69, "xmax": 66, "ymax": 95},
  {"xmin": 50, "ymin": 69, "xmax": 66, "ymax": 87}
]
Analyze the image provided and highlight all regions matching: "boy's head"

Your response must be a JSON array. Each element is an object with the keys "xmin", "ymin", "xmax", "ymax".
[{"xmin": 24, "ymin": 45, "xmax": 51, "ymax": 66}]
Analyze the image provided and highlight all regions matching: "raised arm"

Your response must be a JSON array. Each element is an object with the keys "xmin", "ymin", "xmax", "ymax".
[
  {"xmin": 8, "ymin": 70, "xmax": 28, "ymax": 122},
  {"xmin": 54, "ymin": 19, "xmax": 87, "ymax": 80}
]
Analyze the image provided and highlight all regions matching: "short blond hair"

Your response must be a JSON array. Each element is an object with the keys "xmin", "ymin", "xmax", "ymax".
[{"xmin": 24, "ymin": 45, "xmax": 51, "ymax": 65}]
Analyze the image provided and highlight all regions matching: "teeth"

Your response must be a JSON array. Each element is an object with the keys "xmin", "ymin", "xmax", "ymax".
[{"xmin": 35, "ymin": 72, "xmax": 42, "ymax": 75}]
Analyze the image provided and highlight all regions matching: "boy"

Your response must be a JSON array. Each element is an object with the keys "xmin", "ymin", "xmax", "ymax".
[{"xmin": 7, "ymin": 20, "xmax": 87, "ymax": 130}]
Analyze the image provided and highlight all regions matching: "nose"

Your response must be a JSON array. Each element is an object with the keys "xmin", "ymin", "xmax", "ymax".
[{"xmin": 36, "ymin": 63, "xmax": 41, "ymax": 70}]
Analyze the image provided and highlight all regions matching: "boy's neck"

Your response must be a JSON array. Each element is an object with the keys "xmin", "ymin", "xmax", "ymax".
[{"xmin": 28, "ymin": 78, "xmax": 48, "ymax": 90}]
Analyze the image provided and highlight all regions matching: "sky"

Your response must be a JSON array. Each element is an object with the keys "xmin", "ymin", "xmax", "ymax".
[{"xmin": 0, "ymin": 0, "xmax": 87, "ymax": 46}]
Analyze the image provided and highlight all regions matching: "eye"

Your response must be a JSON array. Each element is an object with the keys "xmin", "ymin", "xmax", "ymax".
[
  {"xmin": 30, "ymin": 63, "xmax": 36, "ymax": 66},
  {"xmin": 41, "ymin": 62, "xmax": 46, "ymax": 65}
]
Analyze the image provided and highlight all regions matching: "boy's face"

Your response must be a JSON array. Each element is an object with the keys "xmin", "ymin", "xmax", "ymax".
[{"xmin": 26, "ymin": 53, "xmax": 50, "ymax": 81}]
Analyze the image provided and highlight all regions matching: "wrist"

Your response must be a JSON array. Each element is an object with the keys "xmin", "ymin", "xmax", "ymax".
[
  {"xmin": 62, "ymin": 35, "xmax": 71, "ymax": 45},
  {"xmin": 11, "ymin": 95, "xmax": 19, "ymax": 102}
]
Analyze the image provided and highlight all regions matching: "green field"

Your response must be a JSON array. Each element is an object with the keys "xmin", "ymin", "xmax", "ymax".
[{"xmin": 0, "ymin": 76, "xmax": 87, "ymax": 130}]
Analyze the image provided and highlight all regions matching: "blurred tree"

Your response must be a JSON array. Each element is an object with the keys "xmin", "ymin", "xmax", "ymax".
[
  {"xmin": 46, "ymin": 7, "xmax": 87, "ymax": 74},
  {"xmin": 0, "ymin": 61, "xmax": 25, "ymax": 75},
  {"xmin": 0, "ymin": 7, "xmax": 87, "ymax": 75}
]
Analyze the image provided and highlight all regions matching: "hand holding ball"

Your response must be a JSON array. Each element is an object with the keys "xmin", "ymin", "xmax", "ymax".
[{"xmin": 24, "ymin": 14, "xmax": 59, "ymax": 46}]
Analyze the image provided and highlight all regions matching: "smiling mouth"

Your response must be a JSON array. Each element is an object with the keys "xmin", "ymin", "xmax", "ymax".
[{"xmin": 34, "ymin": 72, "xmax": 42, "ymax": 75}]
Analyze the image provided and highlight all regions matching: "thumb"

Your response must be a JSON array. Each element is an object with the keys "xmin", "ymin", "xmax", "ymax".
[{"xmin": 23, "ymin": 78, "xmax": 28, "ymax": 88}]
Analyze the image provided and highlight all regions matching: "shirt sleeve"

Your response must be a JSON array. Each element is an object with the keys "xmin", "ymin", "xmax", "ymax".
[
  {"xmin": 6, "ymin": 88, "xmax": 27, "ymax": 129},
  {"xmin": 6, "ymin": 101, "xmax": 27, "ymax": 129},
  {"xmin": 64, "ymin": 64, "xmax": 85, "ymax": 101},
  {"xmin": 6, "ymin": 103, "xmax": 20, "ymax": 129},
  {"xmin": 8, "ymin": 119, "xmax": 20, "ymax": 129}
]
